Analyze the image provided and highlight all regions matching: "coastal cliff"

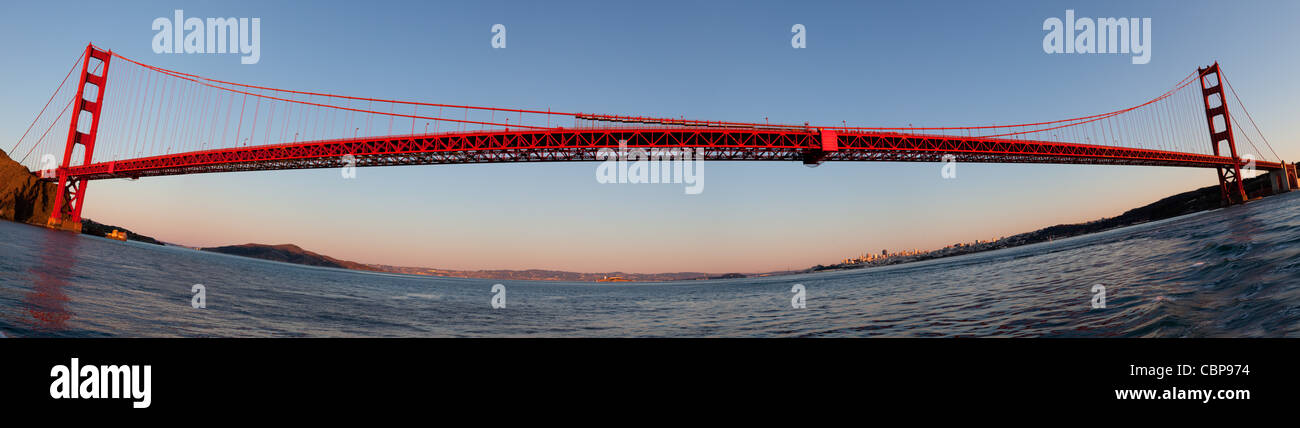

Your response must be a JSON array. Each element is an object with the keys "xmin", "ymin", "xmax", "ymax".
[{"xmin": 0, "ymin": 149, "xmax": 58, "ymax": 226}]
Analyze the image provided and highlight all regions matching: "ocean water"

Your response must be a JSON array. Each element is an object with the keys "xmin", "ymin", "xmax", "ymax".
[{"xmin": 2, "ymin": 191, "xmax": 1299, "ymax": 337}]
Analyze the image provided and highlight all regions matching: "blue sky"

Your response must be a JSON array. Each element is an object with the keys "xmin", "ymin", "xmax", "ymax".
[{"xmin": 2, "ymin": 0, "xmax": 1298, "ymax": 273}]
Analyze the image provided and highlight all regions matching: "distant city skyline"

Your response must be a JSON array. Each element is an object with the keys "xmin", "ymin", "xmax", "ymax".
[{"xmin": 3, "ymin": 0, "xmax": 1299, "ymax": 273}]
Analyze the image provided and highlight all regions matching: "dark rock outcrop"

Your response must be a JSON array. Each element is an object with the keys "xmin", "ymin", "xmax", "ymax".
[
  {"xmin": 80, "ymin": 218, "xmax": 164, "ymax": 245},
  {"xmin": 0, "ymin": 149, "xmax": 58, "ymax": 225}
]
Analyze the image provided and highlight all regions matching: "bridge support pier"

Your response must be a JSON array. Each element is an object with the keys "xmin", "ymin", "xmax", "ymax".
[
  {"xmin": 46, "ymin": 44, "xmax": 111, "ymax": 233},
  {"xmin": 1271, "ymin": 165, "xmax": 1294, "ymax": 194}
]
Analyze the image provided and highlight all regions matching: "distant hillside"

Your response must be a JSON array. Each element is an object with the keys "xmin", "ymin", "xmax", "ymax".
[
  {"xmin": 811, "ymin": 169, "xmax": 1297, "ymax": 273},
  {"xmin": 997, "ymin": 171, "xmax": 1284, "ymax": 246},
  {"xmin": 370, "ymin": 265, "xmax": 724, "ymax": 282},
  {"xmin": 197, "ymin": 246, "xmax": 737, "ymax": 281},
  {"xmin": 201, "ymin": 243, "xmax": 383, "ymax": 271}
]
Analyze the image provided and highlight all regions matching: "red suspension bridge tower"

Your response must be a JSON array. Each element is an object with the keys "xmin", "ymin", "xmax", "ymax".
[
  {"xmin": 46, "ymin": 44, "xmax": 112, "ymax": 233},
  {"xmin": 1197, "ymin": 62, "xmax": 1248, "ymax": 206}
]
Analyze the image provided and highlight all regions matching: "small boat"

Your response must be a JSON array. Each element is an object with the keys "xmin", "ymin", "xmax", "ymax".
[
  {"xmin": 597, "ymin": 275, "xmax": 631, "ymax": 283},
  {"xmin": 106, "ymin": 229, "xmax": 128, "ymax": 241}
]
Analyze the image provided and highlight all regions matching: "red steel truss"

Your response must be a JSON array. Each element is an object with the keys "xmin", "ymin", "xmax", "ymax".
[{"xmin": 64, "ymin": 128, "xmax": 1278, "ymax": 181}]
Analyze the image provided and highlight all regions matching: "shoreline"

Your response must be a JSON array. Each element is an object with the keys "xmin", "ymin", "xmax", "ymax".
[{"xmin": 805, "ymin": 173, "xmax": 1292, "ymax": 277}]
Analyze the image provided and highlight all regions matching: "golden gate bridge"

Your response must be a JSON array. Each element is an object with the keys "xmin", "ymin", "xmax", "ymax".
[{"xmin": 8, "ymin": 44, "xmax": 1296, "ymax": 233}]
